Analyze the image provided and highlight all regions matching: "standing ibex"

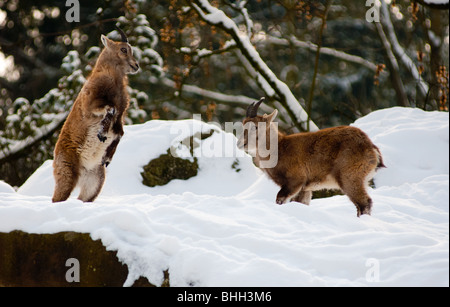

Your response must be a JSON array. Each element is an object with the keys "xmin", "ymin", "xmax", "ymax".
[
  {"xmin": 237, "ymin": 98, "xmax": 385, "ymax": 217},
  {"xmin": 52, "ymin": 27, "xmax": 139, "ymax": 202}
]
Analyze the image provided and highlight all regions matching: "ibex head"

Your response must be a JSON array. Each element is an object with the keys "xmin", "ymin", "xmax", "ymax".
[
  {"xmin": 100, "ymin": 26, "xmax": 139, "ymax": 75},
  {"xmin": 237, "ymin": 97, "xmax": 278, "ymax": 155}
]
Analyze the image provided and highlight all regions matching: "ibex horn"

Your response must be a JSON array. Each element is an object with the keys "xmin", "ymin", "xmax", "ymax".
[
  {"xmin": 115, "ymin": 25, "xmax": 129, "ymax": 43},
  {"xmin": 246, "ymin": 97, "xmax": 265, "ymax": 118}
]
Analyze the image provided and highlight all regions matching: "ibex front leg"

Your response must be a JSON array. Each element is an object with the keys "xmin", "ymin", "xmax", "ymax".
[
  {"xmin": 101, "ymin": 120, "xmax": 124, "ymax": 167},
  {"xmin": 102, "ymin": 138, "xmax": 120, "ymax": 167},
  {"xmin": 276, "ymin": 180, "xmax": 305, "ymax": 205},
  {"xmin": 97, "ymin": 106, "xmax": 116, "ymax": 142}
]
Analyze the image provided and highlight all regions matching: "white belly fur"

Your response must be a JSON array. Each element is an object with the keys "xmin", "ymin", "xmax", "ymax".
[
  {"xmin": 305, "ymin": 174, "xmax": 341, "ymax": 191},
  {"xmin": 79, "ymin": 127, "xmax": 114, "ymax": 170}
]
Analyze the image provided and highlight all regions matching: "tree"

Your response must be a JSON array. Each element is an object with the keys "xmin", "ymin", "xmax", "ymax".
[{"xmin": 0, "ymin": 0, "xmax": 448, "ymax": 187}]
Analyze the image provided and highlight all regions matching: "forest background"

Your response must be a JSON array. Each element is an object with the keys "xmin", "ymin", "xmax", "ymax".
[{"xmin": 0, "ymin": 0, "xmax": 448, "ymax": 187}]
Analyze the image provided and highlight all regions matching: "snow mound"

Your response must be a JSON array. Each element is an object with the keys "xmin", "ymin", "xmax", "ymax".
[
  {"xmin": 1, "ymin": 107, "xmax": 448, "ymax": 287},
  {"xmin": 353, "ymin": 107, "xmax": 449, "ymax": 187},
  {"xmin": 0, "ymin": 181, "xmax": 15, "ymax": 193},
  {"xmin": 18, "ymin": 119, "xmax": 260, "ymax": 198}
]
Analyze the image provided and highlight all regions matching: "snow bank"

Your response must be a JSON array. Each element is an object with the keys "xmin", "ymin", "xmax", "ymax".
[{"xmin": 0, "ymin": 107, "xmax": 448, "ymax": 286}]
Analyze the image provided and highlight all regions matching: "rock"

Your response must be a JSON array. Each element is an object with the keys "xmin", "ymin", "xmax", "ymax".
[
  {"xmin": 140, "ymin": 129, "xmax": 216, "ymax": 188},
  {"xmin": 0, "ymin": 230, "xmax": 169, "ymax": 287},
  {"xmin": 141, "ymin": 150, "xmax": 199, "ymax": 187}
]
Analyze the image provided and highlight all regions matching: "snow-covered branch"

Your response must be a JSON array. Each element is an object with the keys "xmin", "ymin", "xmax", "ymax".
[
  {"xmin": 264, "ymin": 35, "xmax": 383, "ymax": 73},
  {"xmin": 224, "ymin": 0, "xmax": 254, "ymax": 37},
  {"xmin": 415, "ymin": 0, "xmax": 449, "ymax": 9},
  {"xmin": 158, "ymin": 77, "xmax": 270, "ymax": 112},
  {"xmin": 191, "ymin": 0, "xmax": 318, "ymax": 131},
  {"xmin": 0, "ymin": 112, "xmax": 68, "ymax": 163}
]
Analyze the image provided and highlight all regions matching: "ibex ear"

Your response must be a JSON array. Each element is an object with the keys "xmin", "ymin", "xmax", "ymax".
[
  {"xmin": 264, "ymin": 109, "xmax": 278, "ymax": 123},
  {"xmin": 101, "ymin": 34, "xmax": 112, "ymax": 48}
]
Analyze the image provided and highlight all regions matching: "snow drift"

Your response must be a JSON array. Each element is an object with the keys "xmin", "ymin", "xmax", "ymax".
[{"xmin": 0, "ymin": 107, "xmax": 448, "ymax": 286}]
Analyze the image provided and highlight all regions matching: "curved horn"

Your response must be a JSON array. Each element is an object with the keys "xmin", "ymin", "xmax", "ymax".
[
  {"xmin": 246, "ymin": 97, "xmax": 265, "ymax": 118},
  {"xmin": 115, "ymin": 25, "xmax": 129, "ymax": 43}
]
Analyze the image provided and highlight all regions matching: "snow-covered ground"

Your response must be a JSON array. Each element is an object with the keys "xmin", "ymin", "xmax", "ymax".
[{"xmin": 0, "ymin": 107, "xmax": 448, "ymax": 287}]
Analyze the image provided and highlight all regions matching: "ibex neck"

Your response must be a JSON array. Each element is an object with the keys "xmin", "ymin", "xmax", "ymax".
[
  {"xmin": 255, "ymin": 122, "xmax": 281, "ymax": 169},
  {"xmin": 94, "ymin": 53, "xmax": 126, "ymax": 79}
]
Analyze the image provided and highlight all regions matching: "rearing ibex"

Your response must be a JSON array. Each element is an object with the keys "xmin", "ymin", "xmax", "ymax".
[
  {"xmin": 237, "ymin": 98, "xmax": 385, "ymax": 217},
  {"xmin": 52, "ymin": 27, "xmax": 139, "ymax": 203}
]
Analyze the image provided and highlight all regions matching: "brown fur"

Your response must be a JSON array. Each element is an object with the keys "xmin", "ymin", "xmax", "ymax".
[
  {"xmin": 238, "ymin": 110, "xmax": 385, "ymax": 217},
  {"xmin": 52, "ymin": 35, "xmax": 139, "ymax": 202}
]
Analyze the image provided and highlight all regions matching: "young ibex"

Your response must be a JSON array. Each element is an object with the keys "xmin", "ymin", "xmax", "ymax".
[
  {"xmin": 52, "ymin": 27, "xmax": 139, "ymax": 203},
  {"xmin": 237, "ymin": 98, "xmax": 385, "ymax": 217}
]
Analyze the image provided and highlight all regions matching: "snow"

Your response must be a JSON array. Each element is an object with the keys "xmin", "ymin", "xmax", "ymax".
[
  {"xmin": 353, "ymin": 107, "xmax": 449, "ymax": 187},
  {"xmin": 0, "ymin": 107, "xmax": 448, "ymax": 287},
  {"xmin": 424, "ymin": 0, "xmax": 449, "ymax": 5},
  {"xmin": 0, "ymin": 181, "xmax": 15, "ymax": 193}
]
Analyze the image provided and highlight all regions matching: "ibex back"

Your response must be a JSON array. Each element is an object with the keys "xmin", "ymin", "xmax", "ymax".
[
  {"xmin": 237, "ymin": 98, "xmax": 385, "ymax": 217},
  {"xmin": 52, "ymin": 28, "xmax": 139, "ymax": 202}
]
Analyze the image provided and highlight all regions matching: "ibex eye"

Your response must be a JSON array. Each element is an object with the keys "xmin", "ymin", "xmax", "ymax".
[{"xmin": 121, "ymin": 48, "xmax": 127, "ymax": 54}]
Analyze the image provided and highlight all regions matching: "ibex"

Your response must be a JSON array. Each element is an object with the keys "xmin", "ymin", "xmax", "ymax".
[
  {"xmin": 237, "ymin": 98, "xmax": 385, "ymax": 217},
  {"xmin": 52, "ymin": 28, "xmax": 139, "ymax": 202}
]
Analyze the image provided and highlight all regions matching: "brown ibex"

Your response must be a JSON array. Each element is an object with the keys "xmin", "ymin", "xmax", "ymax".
[
  {"xmin": 52, "ymin": 27, "xmax": 139, "ymax": 202},
  {"xmin": 237, "ymin": 98, "xmax": 385, "ymax": 217}
]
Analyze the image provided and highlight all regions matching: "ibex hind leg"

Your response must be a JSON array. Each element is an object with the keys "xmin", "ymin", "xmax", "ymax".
[
  {"xmin": 52, "ymin": 160, "xmax": 79, "ymax": 203},
  {"xmin": 77, "ymin": 165, "xmax": 106, "ymax": 202},
  {"xmin": 346, "ymin": 191, "xmax": 373, "ymax": 217},
  {"xmin": 340, "ymin": 180, "xmax": 372, "ymax": 217},
  {"xmin": 290, "ymin": 190, "xmax": 312, "ymax": 205}
]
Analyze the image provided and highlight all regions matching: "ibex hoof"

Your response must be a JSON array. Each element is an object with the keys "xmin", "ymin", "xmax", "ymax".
[
  {"xmin": 357, "ymin": 207, "xmax": 372, "ymax": 218},
  {"xmin": 97, "ymin": 133, "xmax": 107, "ymax": 142},
  {"xmin": 276, "ymin": 198, "xmax": 286, "ymax": 205}
]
